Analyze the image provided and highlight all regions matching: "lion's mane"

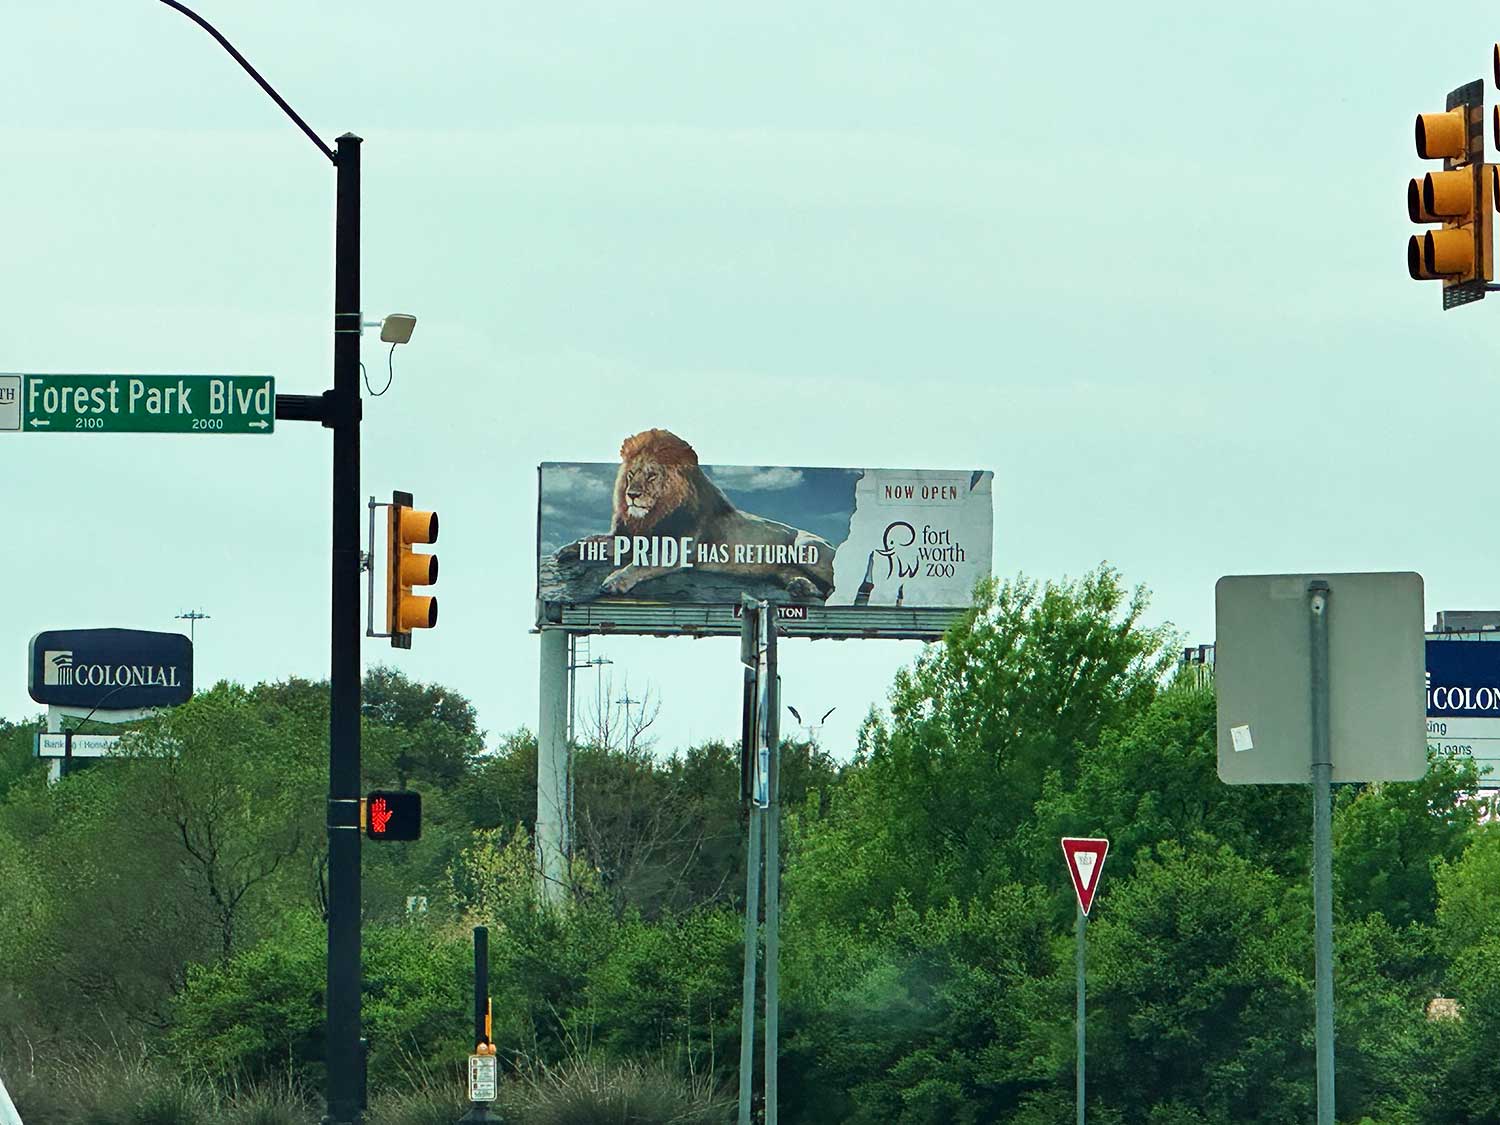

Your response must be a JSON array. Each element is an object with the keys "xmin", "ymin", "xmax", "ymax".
[{"xmin": 612, "ymin": 429, "xmax": 733, "ymax": 534}]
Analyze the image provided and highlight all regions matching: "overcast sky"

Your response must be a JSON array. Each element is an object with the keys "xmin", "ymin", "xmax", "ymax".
[{"xmin": 3, "ymin": 1, "xmax": 1492, "ymax": 758}]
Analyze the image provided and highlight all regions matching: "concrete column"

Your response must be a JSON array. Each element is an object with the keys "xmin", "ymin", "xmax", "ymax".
[{"xmin": 536, "ymin": 628, "xmax": 570, "ymax": 903}]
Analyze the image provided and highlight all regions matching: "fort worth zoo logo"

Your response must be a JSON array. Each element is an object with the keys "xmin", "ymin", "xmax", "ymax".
[
  {"xmin": 876, "ymin": 521, "xmax": 968, "ymax": 581},
  {"xmin": 43, "ymin": 651, "xmax": 75, "ymax": 686}
]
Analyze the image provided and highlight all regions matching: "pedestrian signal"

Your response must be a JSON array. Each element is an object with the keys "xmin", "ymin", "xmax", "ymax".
[{"xmin": 365, "ymin": 790, "xmax": 421, "ymax": 841}]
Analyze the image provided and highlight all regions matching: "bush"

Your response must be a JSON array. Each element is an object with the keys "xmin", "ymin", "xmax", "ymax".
[
  {"xmin": 0, "ymin": 1044, "xmax": 313, "ymax": 1125},
  {"xmin": 169, "ymin": 911, "xmax": 471, "ymax": 1091},
  {"xmin": 509, "ymin": 1054, "xmax": 731, "ymax": 1125}
]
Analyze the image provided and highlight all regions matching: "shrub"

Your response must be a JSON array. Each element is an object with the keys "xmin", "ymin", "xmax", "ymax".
[{"xmin": 510, "ymin": 1054, "xmax": 731, "ymax": 1125}]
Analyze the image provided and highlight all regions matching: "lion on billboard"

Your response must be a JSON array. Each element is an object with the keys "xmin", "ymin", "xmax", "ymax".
[{"xmin": 559, "ymin": 428, "xmax": 836, "ymax": 599}]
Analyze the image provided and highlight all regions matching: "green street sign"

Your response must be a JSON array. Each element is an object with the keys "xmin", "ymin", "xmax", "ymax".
[{"xmin": 0, "ymin": 373, "xmax": 275, "ymax": 434}]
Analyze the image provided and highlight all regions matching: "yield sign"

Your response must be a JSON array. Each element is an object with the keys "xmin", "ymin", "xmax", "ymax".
[{"xmin": 1061, "ymin": 837, "xmax": 1110, "ymax": 915}]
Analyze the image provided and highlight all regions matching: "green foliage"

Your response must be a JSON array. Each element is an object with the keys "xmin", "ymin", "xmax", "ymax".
[
  {"xmin": 1083, "ymin": 841, "xmax": 1313, "ymax": 1125},
  {"xmin": 1334, "ymin": 755, "xmax": 1481, "ymax": 929},
  {"xmin": 8, "ymin": 565, "xmax": 1499, "ymax": 1124},
  {"xmin": 782, "ymin": 884, "xmax": 1057, "ymax": 1125},
  {"xmin": 507, "ymin": 1054, "xmax": 731, "ymax": 1125},
  {"xmin": 792, "ymin": 567, "xmax": 1173, "ymax": 932},
  {"xmin": 1028, "ymin": 687, "xmax": 1308, "ymax": 890},
  {"xmin": 169, "ymin": 910, "xmax": 470, "ymax": 1091},
  {"xmin": 0, "ymin": 716, "xmax": 44, "ymax": 801}
]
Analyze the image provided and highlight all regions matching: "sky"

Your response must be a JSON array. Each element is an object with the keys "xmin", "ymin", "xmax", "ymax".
[{"xmin": 3, "ymin": 0, "xmax": 1495, "ymax": 760}]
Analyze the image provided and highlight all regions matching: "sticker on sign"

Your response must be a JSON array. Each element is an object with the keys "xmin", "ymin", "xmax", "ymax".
[{"xmin": 1061, "ymin": 837, "xmax": 1110, "ymax": 915}]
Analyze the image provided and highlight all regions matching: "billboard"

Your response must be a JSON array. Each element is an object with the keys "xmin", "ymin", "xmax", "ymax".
[
  {"xmin": 538, "ymin": 429, "xmax": 992, "ymax": 638},
  {"xmin": 29, "ymin": 628, "xmax": 193, "ymax": 709},
  {"xmin": 1426, "ymin": 639, "xmax": 1500, "ymax": 787}
]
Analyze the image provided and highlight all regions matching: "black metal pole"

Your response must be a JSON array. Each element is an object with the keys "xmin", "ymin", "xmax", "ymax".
[
  {"xmin": 324, "ymin": 131, "xmax": 364, "ymax": 1125},
  {"xmin": 459, "ymin": 925, "xmax": 501, "ymax": 1121},
  {"xmin": 474, "ymin": 925, "xmax": 489, "ymax": 1048}
]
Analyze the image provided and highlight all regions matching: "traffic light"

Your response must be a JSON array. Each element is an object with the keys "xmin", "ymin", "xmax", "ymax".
[
  {"xmin": 387, "ymin": 489, "xmax": 438, "ymax": 649},
  {"xmin": 365, "ymin": 790, "xmax": 422, "ymax": 840},
  {"xmin": 1408, "ymin": 78, "xmax": 1491, "ymax": 309}
]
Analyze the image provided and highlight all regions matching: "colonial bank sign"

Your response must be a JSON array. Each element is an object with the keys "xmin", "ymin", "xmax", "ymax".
[{"xmin": 28, "ymin": 629, "xmax": 193, "ymax": 709}]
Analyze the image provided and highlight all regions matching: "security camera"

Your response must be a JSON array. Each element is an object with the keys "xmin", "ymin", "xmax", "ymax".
[{"xmin": 379, "ymin": 314, "xmax": 417, "ymax": 345}]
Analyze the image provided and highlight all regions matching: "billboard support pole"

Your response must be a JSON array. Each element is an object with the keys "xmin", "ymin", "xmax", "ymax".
[
  {"xmin": 763, "ymin": 619, "xmax": 781, "ymax": 1125},
  {"xmin": 537, "ymin": 629, "xmax": 570, "ymax": 904},
  {"xmin": 1308, "ymin": 581, "xmax": 1335, "ymax": 1125},
  {"xmin": 736, "ymin": 802, "xmax": 762, "ymax": 1125},
  {"xmin": 737, "ymin": 598, "xmax": 766, "ymax": 1125},
  {"xmin": 46, "ymin": 705, "xmax": 61, "ymax": 785}
]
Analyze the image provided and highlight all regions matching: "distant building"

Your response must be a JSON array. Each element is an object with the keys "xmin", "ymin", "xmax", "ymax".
[
  {"xmin": 1176, "ymin": 643, "xmax": 1214, "ymax": 689},
  {"xmin": 1433, "ymin": 610, "xmax": 1500, "ymax": 634}
]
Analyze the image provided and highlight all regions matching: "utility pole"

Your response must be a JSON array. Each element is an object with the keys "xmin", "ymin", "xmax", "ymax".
[
  {"xmin": 145, "ymin": 7, "xmax": 367, "ymax": 1119},
  {"xmin": 323, "ymin": 130, "xmax": 365, "ymax": 1125},
  {"xmin": 175, "ymin": 608, "xmax": 210, "ymax": 645}
]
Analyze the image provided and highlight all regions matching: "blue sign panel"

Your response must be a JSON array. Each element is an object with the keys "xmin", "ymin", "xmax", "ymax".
[
  {"xmin": 28, "ymin": 629, "xmax": 193, "ymax": 709},
  {"xmin": 1426, "ymin": 639, "xmax": 1500, "ymax": 786}
]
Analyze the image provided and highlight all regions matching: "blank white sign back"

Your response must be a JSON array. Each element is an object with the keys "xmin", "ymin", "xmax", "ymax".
[{"xmin": 1215, "ymin": 572, "xmax": 1426, "ymax": 784}]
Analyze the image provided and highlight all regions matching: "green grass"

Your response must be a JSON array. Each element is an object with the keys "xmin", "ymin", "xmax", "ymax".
[{"xmin": 3, "ymin": 1043, "xmax": 730, "ymax": 1125}]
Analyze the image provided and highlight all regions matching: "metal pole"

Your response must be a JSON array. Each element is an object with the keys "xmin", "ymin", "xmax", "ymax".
[
  {"xmin": 459, "ymin": 926, "xmax": 501, "ymax": 1122},
  {"xmin": 737, "ymin": 806, "xmax": 762, "ymax": 1125},
  {"xmin": 473, "ymin": 926, "xmax": 489, "ymax": 1048},
  {"xmin": 325, "ymin": 131, "xmax": 364, "ymax": 1125},
  {"xmin": 763, "ymin": 621, "xmax": 781, "ymax": 1125},
  {"xmin": 537, "ymin": 629, "xmax": 570, "ymax": 903},
  {"xmin": 567, "ymin": 633, "xmax": 577, "ymax": 746},
  {"xmin": 1076, "ymin": 907, "xmax": 1086, "ymax": 1125},
  {"xmin": 1308, "ymin": 580, "xmax": 1334, "ymax": 1125}
]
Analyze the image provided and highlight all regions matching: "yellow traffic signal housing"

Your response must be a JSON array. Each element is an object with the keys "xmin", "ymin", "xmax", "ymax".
[
  {"xmin": 388, "ymin": 490, "xmax": 438, "ymax": 649},
  {"xmin": 1407, "ymin": 79, "xmax": 1491, "ymax": 309}
]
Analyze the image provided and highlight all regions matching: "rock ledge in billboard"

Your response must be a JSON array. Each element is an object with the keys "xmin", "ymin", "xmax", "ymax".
[{"xmin": 538, "ymin": 429, "xmax": 992, "ymax": 618}]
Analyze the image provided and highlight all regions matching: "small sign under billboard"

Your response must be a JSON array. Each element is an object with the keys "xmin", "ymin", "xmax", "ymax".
[
  {"xmin": 35, "ymin": 733, "xmax": 124, "ymax": 759},
  {"xmin": 537, "ymin": 428, "xmax": 993, "ymax": 638}
]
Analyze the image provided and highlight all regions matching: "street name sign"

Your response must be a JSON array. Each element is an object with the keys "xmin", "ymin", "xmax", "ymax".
[
  {"xmin": 35, "ymin": 733, "xmax": 123, "ymax": 759},
  {"xmin": 1216, "ymin": 572, "xmax": 1426, "ymax": 784},
  {"xmin": 0, "ymin": 373, "xmax": 274, "ymax": 434},
  {"xmin": 1061, "ymin": 837, "xmax": 1109, "ymax": 915}
]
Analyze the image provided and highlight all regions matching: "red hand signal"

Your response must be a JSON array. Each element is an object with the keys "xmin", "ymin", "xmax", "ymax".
[{"xmin": 370, "ymin": 797, "xmax": 393, "ymax": 835}]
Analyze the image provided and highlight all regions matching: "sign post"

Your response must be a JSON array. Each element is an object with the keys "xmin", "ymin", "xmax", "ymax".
[
  {"xmin": 458, "ymin": 925, "xmax": 501, "ymax": 1122},
  {"xmin": 1216, "ymin": 571, "xmax": 1426, "ymax": 1125},
  {"xmin": 1061, "ymin": 837, "xmax": 1109, "ymax": 1125},
  {"xmin": 737, "ymin": 596, "xmax": 766, "ymax": 1125}
]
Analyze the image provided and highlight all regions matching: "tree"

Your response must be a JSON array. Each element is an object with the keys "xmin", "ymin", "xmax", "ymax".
[
  {"xmin": 124, "ymin": 684, "xmax": 325, "ymax": 961},
  {"xmin": 1028, "ymin": 685, "xmax": 1307, "ymax": 891},
  {"xmin": 1081, "ymin": 841, "xmax": 1314, "ymax": 1125},
  {"xmin": 1333, "ymin": 754, "xmax": 1481, "ymax": 930},
  {"xmin": 0, "ymin": 717, "xmax": 44, "ymax": 802},
  {"xmin": 791, "ymin": 567, "xmax": 1173, "ymax": 927}
]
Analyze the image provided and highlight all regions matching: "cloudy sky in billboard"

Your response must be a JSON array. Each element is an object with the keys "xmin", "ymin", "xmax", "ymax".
[{"xmin": 539, "ymin": 462, "xmax": 859, "ymax": 555}]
